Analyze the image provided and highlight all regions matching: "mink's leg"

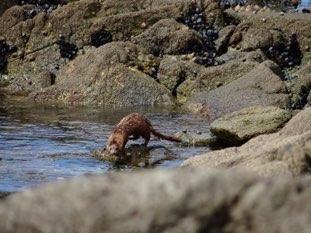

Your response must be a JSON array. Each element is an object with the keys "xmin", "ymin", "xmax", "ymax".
[{"xmin": 143, "ymin": 134, "xmax": 150, "ymax": 146}]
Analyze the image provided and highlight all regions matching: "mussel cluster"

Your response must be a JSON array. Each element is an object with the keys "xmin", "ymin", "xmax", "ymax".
[
  {"xmin": 302, "ymin": 8, "xmax": 311, "ymax": 13},
  {"xmin": 90, "ymin": 28, "xmax": 113, "ymax": 48},
  {"xmin": 177, "ymin": 5, "xmax": 224, "ymax": 67},
  {"xmin": 0, "ymin": 40, "xmax": 17, "ymax": 74},
  {"xmin": 57, "ymin": 35, "xmax": 78, "ymax": 60},
  {"xmin": 220, "ymin": 0, "xmax": 247, "ymax": 9},
  {"xmin": 263, "ymin": 33, "xmax": 302, "ymax": 69},
  {"xmin": 148, "ymin": 64, "xmax": 160, "ymax": 81},
  {"xmin": 19, "ymin": 0, "xmax": 64, "ymax": 19},
  {"xmin": 292, "ymin": 85, "xmax": 311, "ymax": 109}
]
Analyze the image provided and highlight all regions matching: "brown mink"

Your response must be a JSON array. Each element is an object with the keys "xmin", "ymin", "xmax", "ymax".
[{"xmin": 106, "ymin": 113, "xmax": 181, "ymax": 154}]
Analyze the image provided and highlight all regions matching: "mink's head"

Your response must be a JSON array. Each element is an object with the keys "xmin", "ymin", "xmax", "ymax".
[{"xmin": 106, "ymin": 143, "xmax": 119, "ymax": 155}]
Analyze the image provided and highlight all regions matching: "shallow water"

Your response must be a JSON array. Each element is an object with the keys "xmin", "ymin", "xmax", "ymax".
[
  {"xmin": 0, "ymin": 96, "xmax": 210, "ymax": 192},
  {"xmin": 299, "ymin": 0, "xmax": 311, "ymax": 8}
]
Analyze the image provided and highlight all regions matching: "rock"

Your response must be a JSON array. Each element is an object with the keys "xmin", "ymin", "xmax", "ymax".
[
  {"xmin": 279, "ymin": 107, "xmax": 311, "ymax": 136},
  {"xmin": 174, "ymin": 131, "xmax": 217, "ymax": 146},
  {"xmin": 209, "ymin": 106, "xmax": 291, "ymax": 146},
  {"xmin": 286, "ymin": 65, "xmax": 311, "ymax": 109},
  {"xmin": 1, "ymin": 168, "xmax": 311, "ymax": 233},
  {"xmin": 157, "ymin": 55, "xmax": 202, "ymax": 98},
  {"xmin": 182, "ymin": 107, "xmax": 311, "ymax": 177},
  {"xmin": 214, "ymin": 25, "xmax": 236, "ymax": 54},
  {"xmin": 31, "ymin": 42, "xmax": 174, "ymax": 106},
  {"xmin": 239, "ymin": 26, "xmax": 285, "ymax": 51},
  {"xmin": 158, "ymin": 51, "xmax": 262, "ymax": 102},
  {"xmin": 196, "ymin": 0, "xmax": 224, "ymax": 27},
  {"xmin": 184, "ymin": 60, "xmax": 290, "ymax": 119},
  {"xmin": 227, "ymin": 10, "xmax": 311, "ymax": 65},
  {"xmin": 4, "ymin": 71, "xmax": 55, "ymax": 95},
  {"xmin": 131, "ymin": 18, "xmax": 203, "ymax": 56}
]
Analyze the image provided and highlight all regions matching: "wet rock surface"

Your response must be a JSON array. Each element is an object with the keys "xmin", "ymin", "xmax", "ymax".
[
  {"xmin": 209, "ymin": 106, "xmax": 291, "ymax": 146},
  {"xmin": 182, "ymin": 107, "xmax": 311, "ymax": 177},
  {"xmin": 1, "ymin": 168, "xmax": 311, "ymax": 233}
]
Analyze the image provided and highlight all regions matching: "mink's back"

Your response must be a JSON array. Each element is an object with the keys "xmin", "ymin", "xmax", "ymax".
[{"xmin": 115, "ymin": 113, "xmax": 152, "ymax": 135}]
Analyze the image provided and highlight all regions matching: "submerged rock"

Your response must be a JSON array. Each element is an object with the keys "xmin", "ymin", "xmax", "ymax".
[
  {"xmin": 182, "ymin": 107, "xmax": 311, "ymax": 177},
  {"xmin": 210, "ymin": 106, "xmax": 291, "ymax": 146},
  {"xmin": 174, "ymin": 130, "xmax": 217, "ymax": 146}
]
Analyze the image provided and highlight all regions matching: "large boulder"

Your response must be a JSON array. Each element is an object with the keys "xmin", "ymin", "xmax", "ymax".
[
  {"xmin": 182, "ymin": 107, "xmax": 311, "ymax": 177},
  {"xmin": 131, "ymin": 18, "xmax": 204, "ymax": 55},
  {"xmin": 227, "ymin": 10, "xmax": 311, "ymax": 65},
  {"xmin": 158, "ymin": 49, "xmax": 264, "ymax": 101},
  {"xmin": 30, "ymin": 42, "xmax": 174, "ymax": 106},
  {"xmin": 184, "ymin": 60, "xmax": 290, "ymax": 119},
  {"xmin": 1, "ymin": 168, "xmax": 311, "ymax": 233},
  {"xmin": 209, "ymin": 106, "xmax": 291, "ymax": 146}
]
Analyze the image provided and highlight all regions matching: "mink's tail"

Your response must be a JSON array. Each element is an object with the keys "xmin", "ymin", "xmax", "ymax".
[{"xmin": 151, "ymin": 128, "xmax": 181, "ymax": 142}]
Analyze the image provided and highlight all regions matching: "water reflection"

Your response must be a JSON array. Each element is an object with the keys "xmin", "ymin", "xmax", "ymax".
[{"xmin": 0, "ymin": 96, "xmax": 210, "ymax": 192}]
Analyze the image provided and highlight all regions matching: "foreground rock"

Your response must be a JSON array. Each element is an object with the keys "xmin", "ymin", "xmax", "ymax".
[
  {"xmin": 184, "ymin": 60, "xmax": 290, "ymax": 118},
  {"xmin": 1, "ymin": 168, "xmax": 311, "ymax": 233},
  {"xmin": 182, "ymin": 107, "xmax": 311, "ymax": 177},
  {"xmin": 209, "ymin": 106, "xmax": 291, "ymax": 146}
]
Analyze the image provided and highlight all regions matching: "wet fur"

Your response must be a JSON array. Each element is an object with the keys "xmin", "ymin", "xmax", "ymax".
[{"xmin": 106, "ymin": 113, "xmax": 181, "ymax": 154}]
